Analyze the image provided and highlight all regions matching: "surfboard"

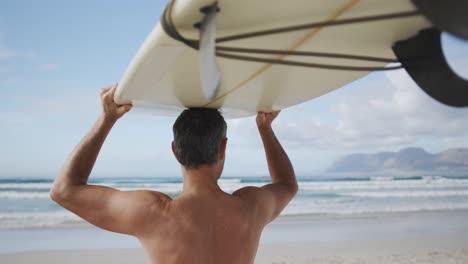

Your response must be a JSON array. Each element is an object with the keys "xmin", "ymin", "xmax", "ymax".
[{"xmin": 115, "ymin": 0, "xmax": 431, "ymax": 118}]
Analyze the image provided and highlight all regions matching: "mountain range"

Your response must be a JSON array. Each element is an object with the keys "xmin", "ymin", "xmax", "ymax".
[{"xmin": 327, "ymin": 147, "xmax": 468, "ymax": 176}]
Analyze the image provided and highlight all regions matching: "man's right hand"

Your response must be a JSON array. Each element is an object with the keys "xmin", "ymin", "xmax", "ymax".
[
  {"xmin": 234, "ymin": 109, "xmax": 297, "ymax": 226},
  {"xmin": 100, "ymin": 84, "xmax": 133, "ymax": 123},
  {"xmin": 256, "ymin": 111, "xmax": 280, "ymax": 131}
]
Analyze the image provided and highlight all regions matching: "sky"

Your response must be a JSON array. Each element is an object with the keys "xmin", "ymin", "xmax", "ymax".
[{"xmin": 1, "ymin": 1, "xmax": 468, "ymax": 179}]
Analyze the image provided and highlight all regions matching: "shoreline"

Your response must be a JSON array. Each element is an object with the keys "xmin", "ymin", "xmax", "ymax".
[
  {"xmin": 3, "ymin": 208, "xmax": 468, "ymax": 232},
  {"xmin": 277, "ymin": 207, "xmax": 468, "ymax": 221},
  {"xmin": 1, "ymin": 209, "xmax": 468, "ymax": 263},
  {"xmin": 2, "ymin": 237, "xmax": 467, "ymax": 264}
]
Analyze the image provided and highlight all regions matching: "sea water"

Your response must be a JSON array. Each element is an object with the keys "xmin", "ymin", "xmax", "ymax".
[{"xmin": 1, "ymin": 175, "xmax": 468, "ymax": 229}]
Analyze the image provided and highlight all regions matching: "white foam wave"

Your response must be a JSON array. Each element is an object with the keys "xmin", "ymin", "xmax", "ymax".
[
  {"xmin": 0, "ymin": 211, "xmax": 83, "ymax": 229},
  {"xmin": 0, "ymin": 191, "xmax": 50, "ymax": 199},
  {"xmin": 283, "ymin": 199, "xmax": 468, "ymax": 216},
  {"xmin": 298, "ymin": 179, "xmax": 468, "ymax": 191},
  {"xmin": 2, "ymin": 178, "xmax": 468, "ymax": 200},
  {"xmin": 346, "ymin": 190, "xmax": 468, "ymax": 198},
  {"xmin": 370, "ymin": 176, "xmax": 395, "ymax": 181},
  {"xmin": 116, "ymin": 185, "xmax": 176, "ymax": 191},
  {"xmin": 3, "ymin": 202, "xmax": 468, "ymax": 229},
  {"xmin": 116, "ymin": 181, "xmax": 260, "ymax": 194},
  {"xmin": 0, "ymin": 183, "xmax": 52, "ymax": 189},
  {"xmin": 421, "ymin": 175, "xmax": 446, "ymax": 181},
  {"xmin": 0, "ymin": 183, "xmax": 246, "ymax": 200},
  {"xmin": 2, "ymin": 193, "xmax": 468, "ymax": 229},
  {"xmin": 218, "ymin": 178, "xmax": 242, "ymax": 184},
  {"xmin": 282, "ymin": 204, "xmax": 468, "ymax": 216}
]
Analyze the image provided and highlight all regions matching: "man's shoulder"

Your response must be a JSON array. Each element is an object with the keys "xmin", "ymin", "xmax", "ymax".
[
  {"xmin": 128, "ymin": 189, "xmax": 173, "ymax": 207},
  {"xmin": 231, "ymin": 186, "xmax": 278, "ymax": 226},
  {"xmin": 232, "ymin": 186, "xmax": 262, "ymax": 201}
]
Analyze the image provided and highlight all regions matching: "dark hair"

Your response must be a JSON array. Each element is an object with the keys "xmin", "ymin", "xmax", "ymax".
[{"xmin": 173, "ymin": 108, "xmax": 227, "ymax": 169}]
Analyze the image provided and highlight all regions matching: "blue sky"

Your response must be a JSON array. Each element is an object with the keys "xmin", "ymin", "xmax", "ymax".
[{"xmin": 1, "ymin": 1, "xmax": 468, "ymax": 178}]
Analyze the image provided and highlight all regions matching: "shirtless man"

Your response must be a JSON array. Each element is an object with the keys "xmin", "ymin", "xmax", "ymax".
[{"xmin": 50, "ymin": 84, "xmax": 298, "ymax": 264}]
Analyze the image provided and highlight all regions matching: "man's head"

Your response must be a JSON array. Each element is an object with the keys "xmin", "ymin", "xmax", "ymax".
[{"xmin": 172, "ymin": 108, "xmax": 227, "ymax": 170}]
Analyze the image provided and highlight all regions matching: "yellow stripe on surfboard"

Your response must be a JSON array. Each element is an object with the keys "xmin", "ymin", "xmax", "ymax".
[{"xmin": 203, "ymin": 0, "xmax": 361, "ymax": 108}]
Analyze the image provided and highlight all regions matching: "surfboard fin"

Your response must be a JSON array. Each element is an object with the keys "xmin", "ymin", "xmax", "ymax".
[
  {"xmin": 393, "ymin": 27, "xmax": 468, "ymax": 107},
  {"xmin": 198, "ymin": 2, "xmax": 221, "ymax": 101}
]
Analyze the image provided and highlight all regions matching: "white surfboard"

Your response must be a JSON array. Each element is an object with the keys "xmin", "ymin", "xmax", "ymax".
[{"xmin": 115, "ymin": 0, "xmax": 431, "ymax": 119}]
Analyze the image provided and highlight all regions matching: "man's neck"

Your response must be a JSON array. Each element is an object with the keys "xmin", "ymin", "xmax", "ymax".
[{"xmin": 181, "ymin": 165, "xmax": 222, "ymax": 194}]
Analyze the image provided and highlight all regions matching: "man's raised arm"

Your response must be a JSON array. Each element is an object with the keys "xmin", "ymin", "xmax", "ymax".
[
  {"xmin": 256, "ymin": 111, "xmax": 298, "ymax": 221},
  {"xmin": 234, "ymin": 111, "xmax": 298, "ymax": 225},
  {"xmin": 50, "ymin": 85, "xmax": 169, "ymax": 236}
]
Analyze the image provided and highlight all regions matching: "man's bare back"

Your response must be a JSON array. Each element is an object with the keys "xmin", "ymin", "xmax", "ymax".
[
  {"xmin": 138, "ymin": 189, "xmax": 259, "ymax": 263},
  {"xmin": 50, "ymin": 84, "xmax": 298, "ymax": 264}
]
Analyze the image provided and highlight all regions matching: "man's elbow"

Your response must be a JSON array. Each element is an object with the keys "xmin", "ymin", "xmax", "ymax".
[
  {"xmin": 49, "ymin": 182, "xmax": 73, "ymax": 203},
  {"xmin": 49, "ymin": 186, "xmax": 64, "ymax": 203},
  {"xmin": 278, "ymin": 180, "xmax": 299, "ymax": 196},
  {"xmin": 289, "ymin": 181, "xmax": 299, "ymax": 196},
  {"xmin": 285, "ymin": 174, "xmax": 299, "ymax": 196}
]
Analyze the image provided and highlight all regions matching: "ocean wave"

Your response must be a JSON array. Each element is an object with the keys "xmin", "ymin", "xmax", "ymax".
[
  {"xmin": 0, "ymin": 183, "xmax": 52, "ymax": 190},
  {"xmin": 345, "ymin": 190, "xmax": 468, "ymax": 198},
  {"xmin": 108, "ymin": 182, "xmax": 182, "ymax": 190},
  {"xmin": 219, "ymin": 178, "xmax": 242, "ymax": 183},
  {"xmin": 298, "ymin": 178, "xmax": 468, "ymax": 191},
  {"xmin": 2, "ymin": 197, "xmax": 468, "ymax": 229},
  {"xmin": 1, "ymin": 175, "xmax": 467, "ymax": 188},
  {"xmin": 0, "ymin": 191, "xmax": 51, "ymax": 200},
  {"xmin": 240, "ymin": 177, "xmax": 273, "ymax": 183},
  {"xmin": 0, "ymin": 211, "xmax": 83, "ymax": 229},
  {"xmin": 283, "ymin": 203, "xmax": 468, "ymax": 216},
  {"xmin": 2, "ymin": 179, "xmax": 468, "ymax": 200},
  {"xmin": 0, "ymin": 178, "xmax": 53, "ymax": 184},
  {"xmin": 368, "ymin": 176, "xmax": 450, "ymax": 182},
  {"xmin": 3, "ymin": 202, "xmax": 468, "ymax": 229},
  {"xmin": 370, "ymin": 176, "xmax": 395, "ymax": 181},
  {"xmin": 1, "ymin": 175, "xmax": 468, "ymax": 231}
]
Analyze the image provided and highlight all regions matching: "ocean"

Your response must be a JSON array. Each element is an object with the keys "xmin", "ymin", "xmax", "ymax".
[{"xmin": 1, "ymin": 175, "xmax": 468, "ymax": 229}]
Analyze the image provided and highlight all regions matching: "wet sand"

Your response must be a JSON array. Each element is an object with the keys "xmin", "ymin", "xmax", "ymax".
[{"xmin": 2, "ymin": 210, "xmax": 468, "ymax": 263}]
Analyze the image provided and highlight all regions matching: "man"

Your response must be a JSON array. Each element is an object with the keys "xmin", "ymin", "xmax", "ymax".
[{"xmin": 50, "ymin": 84, "xmax": 298, "ymax": 264}]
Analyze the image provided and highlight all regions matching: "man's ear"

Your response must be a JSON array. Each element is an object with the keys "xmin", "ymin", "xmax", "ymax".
[
  {"xmin": 171, "ymin": 141, "xmax": 177, "ymax": 157},
  {"xmin": 219, "ymin": 138, "xmax": 228, "ymax": 161}
]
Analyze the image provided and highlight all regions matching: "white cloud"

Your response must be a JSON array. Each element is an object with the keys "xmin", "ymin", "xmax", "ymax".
[
  {"xmin": 227, "ymin": 68, "xmax": 468, "ymax": 158},
  {"xmin": 268, "ymin": 36, "xmax": 468, "ymax": 156}
]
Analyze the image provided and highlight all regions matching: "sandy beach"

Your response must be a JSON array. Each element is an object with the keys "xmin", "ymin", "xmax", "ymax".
[
  {"xmin": 256, "ymin": 238, "xmax": 468, "ymax": 263},
  {"xmin": 1, "ymin": 210, "xmax": 468, "ymax": 263},
  {"xmin": 2, "ymin": 237, "xmax": 468, "ymax": 264}
]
